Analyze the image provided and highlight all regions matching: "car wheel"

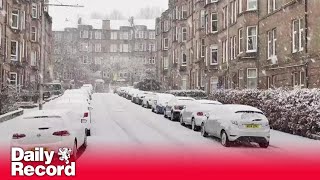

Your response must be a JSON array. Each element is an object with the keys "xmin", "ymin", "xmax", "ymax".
[
  {"xmin": 259, "ymin": 142, "xmax": 269, "ymax": 148},
  {"xmin": 71, "ymin": 141, "xmax": 78, "ymax": 162},
  {"xmin": 201, "ymin": 123, "xmax": 208, "ymax": 137},
  {"xmin": 83, "ymin": 133, "xmax": 88, "ymax": 148},
  {"xmin": 86, "ymin": 129, "xmax": 91, "ymax": 136},
  {"xmin": 180, "ymin": 116, "xmax": 185, "ymax": 126},
  {"xmin": 191, "ymin": 119, "xmax": 198, "ymax": 131},
  {"xmin": 221, "ymin": 131, "xmax": 230, "ymax": 147},
  {"xmin": 170, "ymin": 112, "xmax": 174, "ymax": 121}
]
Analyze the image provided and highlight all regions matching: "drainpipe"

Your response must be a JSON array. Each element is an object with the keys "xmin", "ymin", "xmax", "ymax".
[{"xmin": 304, "ymin": 0, "xmax": 309, "ymax": 88}]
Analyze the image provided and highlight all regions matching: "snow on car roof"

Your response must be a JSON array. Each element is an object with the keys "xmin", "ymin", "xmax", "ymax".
[
  {"xmin": 197, "ymin": 100, "xmax": 222, "ymax": 105},
  {"xmin": 176, "ymin": 96, "xmax": 195, "ymax": 100},
  {"xmin": 210, "ymin": 105, "xmax": 263, "ymax": 114},
  {"xmin": 23, "ymin": 110, "xmax": 71, "ymax": 119}
]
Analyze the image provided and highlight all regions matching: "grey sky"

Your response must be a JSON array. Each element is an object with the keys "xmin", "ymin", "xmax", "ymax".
[{"xmin": 49, "ymin": 0, "xmax": 168, "ymax": 30}]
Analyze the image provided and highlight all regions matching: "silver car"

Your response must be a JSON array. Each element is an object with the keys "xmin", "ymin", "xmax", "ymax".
[
  {"xmin": 180, "ymin": 100, "xmax": 222, "ymax": 131},
  {"xmin": 201, "ymin": 105, "xmax": 270, "ymax": 148}
]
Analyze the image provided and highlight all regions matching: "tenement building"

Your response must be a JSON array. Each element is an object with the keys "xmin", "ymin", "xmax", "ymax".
[
  {"xmin": 0, "ymin": 0, "xmax": 53, "ymax": 92},
  {"xmin": 156, "ymin": 0, "xmax": 320, "ymax": 92},
  {"xmin": 53, "ymin": 18, "xmax": 156, "ymax": 85}
]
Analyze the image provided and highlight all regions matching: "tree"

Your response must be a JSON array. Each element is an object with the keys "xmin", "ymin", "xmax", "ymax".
[
  {"xmin": 136, "ymin": 6, "xmax": 162, "ymax": 19},
  {"xmin": 105, "ymin": 10, "xmax": 125, "ymax": 20},
  {"xmin": 134, "ymin": 79, "xmax": 161, "ymax": 91}
]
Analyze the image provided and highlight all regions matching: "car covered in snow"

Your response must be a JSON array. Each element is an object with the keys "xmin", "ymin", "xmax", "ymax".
[
  {"xmin": 151, "ymin": 93, "xmax": 175, "ymax": 114},
  {"xmin": 142, "ymin": 93, "xmax": 157, "ymax": 108},
  {"xmin": 53, "ymin": 99, "xmax": 93, "ymax": 136},
  {"xmin": 11, "ymin": 110, "xmax": 88, "ymax": 161},
  {"xmin": 164, "ymin": 97, "xmax": 196, "ymax": 121},
  {"xmin": 61, "ymin": 89, "xmax": 91, "ymax": 104},
  {"xmin": 201, "ymin": 105, "xmax": 270, "ymax": 148},
  {"xmin": 180, "ymin": 100, "xmax": 222, "ymax": 131}
]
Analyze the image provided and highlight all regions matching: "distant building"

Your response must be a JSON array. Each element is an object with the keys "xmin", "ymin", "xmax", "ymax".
[{"xmin": 52, "ymin": 18, "xmax": 157, "ymax": 86}]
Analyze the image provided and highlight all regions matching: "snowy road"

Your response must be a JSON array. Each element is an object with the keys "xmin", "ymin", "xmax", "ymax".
[{"xmin": 1, "ymin": 93, "xmax": 320, "ymax": 163}]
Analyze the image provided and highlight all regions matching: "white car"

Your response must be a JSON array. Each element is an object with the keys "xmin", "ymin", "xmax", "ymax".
[
  {"xmin": 180, "ymin": 100, "xmax": 222, "ymax": 131},
  {"xmin": 62, "ymin": 90, "xmax": 91, "ymax": 104},
  {"xmin": 164, "ymin": 97, "xmax": 196, "ymax": 121},
  {"xmin": 82, "ymin": 84, "xmax": 93, "ymax": 94},
  {"xmin": 151, "ymin": 93, "xmax": 175, "ymax": 114},
  {"xmin": 201, "ymin": 105, "xmax": 270, "ymax": 148},
  {"xmin": 54, "ymin": 99, "xmax": 93, "ymax": 136},
  {"xmin": 11, "ymin": 110, "xmax": 87, "ymax": 161},
  {"xmin": 142, "ymin": 93, "xmax": 157, "ymax": 108}
]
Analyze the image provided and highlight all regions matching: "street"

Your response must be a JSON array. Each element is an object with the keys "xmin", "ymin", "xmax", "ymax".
[{"xmin": 1, "ymin": 93, "xmax": 320, "ymax": 165}]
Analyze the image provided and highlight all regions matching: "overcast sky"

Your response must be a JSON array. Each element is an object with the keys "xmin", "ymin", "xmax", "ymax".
[{"xmin": 49, "ymin": 0, "xmax": 168, "ymax": 30}]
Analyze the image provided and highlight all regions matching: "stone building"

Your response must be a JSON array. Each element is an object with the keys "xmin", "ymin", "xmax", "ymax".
[
  {"xmin": 53, "ymin": 18, "xmax": 156, "ymax": 86},
  {"xmin": 156, "ymin": 0, "xmax": 320, "ymax": 92},
  {"xmin": 0, "ymin": 0, "xmax": 52, "ymax": 92}
]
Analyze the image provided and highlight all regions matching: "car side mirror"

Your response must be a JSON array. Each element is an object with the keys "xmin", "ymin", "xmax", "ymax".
[{"xmin": 81, "ymin": 119, "xmax": 87, "ymax": 123}]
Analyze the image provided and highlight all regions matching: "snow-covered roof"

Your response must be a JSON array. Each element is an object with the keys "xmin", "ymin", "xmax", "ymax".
[{"xmin": 53, "ymin": 17, "xmax": 155, "ymax": 31}]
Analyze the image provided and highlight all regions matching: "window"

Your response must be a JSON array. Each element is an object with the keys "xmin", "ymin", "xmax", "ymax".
[
  {"xmin": 95, "ymin": 44, "xmax": 101, "ymax": 52},
  {"xmin": 182, "ymin": 5, "xmax": 187, "ymax": 19},
  {"xmin": 222, "ymin": 40, "xmax": 226, "ymax": 63},
  {"xmin": 95, "ymin": 31, "xmax": 102, "ymax": 39},
  {"xmin": 182, "ymin": 53, "xmax": 187, "ymax": 66},
  {"xmin": 11, "ymin": 10, "xmax": 19, "ymax": 29},
  {"xmin": 182, "ymin": 77, "xmax": 187, "ymax": 90},
  {"xmin": 182, "ymin": 27, "xmax": 187, "ymax": 42},
  {"xmin": 149, "ymin": 44, "xmax": 155, "ymax": 52},
  {"xmin": 211, "ymin": 13, "xmax": 218, "ymax": 33},
  {"xmin": 11, "ymin": 41, "xmax": 19, "ymax": 61},
  {"xmin": 210, "ymin": 77, "xmax": 218, "ymax": 93},
  {"xmin": 80, "ymin": 43, "xmax": 88, "ymax": 52},
  {"xmin": 247, "ymin": 0, "xmax": 257, "ymax": 11},
  {"xmin": 111, "ymin": 32, "xmax": 117, "ymax": 40},
  {"xmin": 32, "ymin": 3, "xmax": 37, "ymax": 18},
  {"xmin": 21, "ymin": 11, "xmax": 25, "ymax": 30},
  {"xmin": 31, "ymin": 27, "xmax": 37, "ymax": 41},
  {"xmin": 247, "ymin": 68, "xmax": 258, "ymax": 89},
  {"xmin": 230, "ymin": 1, "xmax": 234, "ymax": 24},
  {"xmin": 0, "ymin": 24, "xmax": 2, "ymax": 47},
  {"xmin": 292, "ymin": 19, "xmax": 304, "ymax": 53},
  {"xmin": 163, "ymin": 57, "xmax": 169, "ymax": 69},
  {"xmin": 163, "ymin": 38, "xmax": 169, "ymax": 50},
  {"xmin": 238, "ymin": 28, "xmax": 243, "ymax": 54},
  {"xmin": 205, "ymin": 14, "xmax": 209, "ymax": 34},
  {"xmin": 9, "ymin": 72, "xmax": 17, "ymax": 86},
  {"xmin": 150, "ymin": 57, "xmax": 155, "ymax": 64},
  {"xmin": 200, "ymin": 10, "xmax": 205, "ymax": 28},
  {"xmin": 164, "ymin": 21, "xmax": 169, "ymax": 32},
  {"xmin": 268, "ymin": 0, "xmax": 276, "ymax": 14},
  {"xmin": 233, "ymin": 36, "xmax": 237, "ymax": 59},
  {"xmin": 267, "ymin": 28, "xmax": 277, "ymax": 59},
  {"xmin": 223, "ymin": 6, "xmax": 228, "ymax": 29},
  {"xmin": 110, "ymin": 44, "xmax": 117, "ymax": 52},
  {"xmin": 120, "ymin": 32, "xmax": 129, "ymax": 40},
  {"xmin": 201, "ymin": 39, "xmax": 205, "ymax": 57},
  {"xmin": 292, "ymin": 71, "xmax": 305, "ymax": 88},
  {"xmin": 82, "ymin": 56, "xmax": 89, "ymax": 64},
  {"xmin": 230, "ymin": 37, "xmax": 234, "ymax": 60},
  {"xmin": 94, "ymin": 57, "xmax": 102, "ymax": 65},
  {"xmin": 210, "ymin": 45, "xmax": 218, "ymax": 65},
  {"xmin": 247, "ymin": 26, "xmax": 257, "ymax": 52},
  {"xmin": 80, "ymin": 30, "xmax": 88, "ymax": 38},
  {"xmin": 149, "ymin": 32, "xmax": 155, "ymax": 39},
  {"xmin": 31, "ymin": 51, "xmax": 37, "ymax": 66},
  {"xmin": 239, "ymin": 0, "xmax": 243, "ymax": 13},
  {"xmin": 121, "ymin": 44, "xmax": 129, "ymax": 52}
]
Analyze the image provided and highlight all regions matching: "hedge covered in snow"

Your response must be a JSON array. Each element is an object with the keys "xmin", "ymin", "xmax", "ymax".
[
  {"xmin": 209, "ymin": 89, "xmax": 320, "ymax": 139},
  {"xmin": 166, "ymin": 90, "xmax": 208, "ymax": 99}
]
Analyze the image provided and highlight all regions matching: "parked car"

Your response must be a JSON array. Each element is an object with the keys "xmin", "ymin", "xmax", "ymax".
[
  {"xmin": 11, "ymin": 110, "xmax": 88, "ymax": 161},
  {"xmin": 180, "ymin": 100, "xmax": 223, "ymax": 131},
  {"xmin": 127, "ymin": 89, "xmax": 140, "ymax": 100},
  {"xmin": 82, "ymin": 84, "xmax": 93, "ymax": 94},
  {"xmin": 164, "ymin": 97, "xmax": 196, "ymax": 121},
  {"xmin": 142, "ymin": 93, "xmax": 157, "ymax": 108},
  {"xmin": 201, "ymin": 105, "xmax": 270, "ymax": 148},
  {"xmin": 134, "ymin": 91, "xmax": 150, "ymax": 105},
  {"xmin": 62, "ymin": 89, "xmax": 91, "ymax": 104},
  {"xmin": 54, "ymin": 99, "xmax": 93, "ymax": 136},
  {"xmin": 151, "ymin": 93, "xmax": 175, "ymax": 114}
]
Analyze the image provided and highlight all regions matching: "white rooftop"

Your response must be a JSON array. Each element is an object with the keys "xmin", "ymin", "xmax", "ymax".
[{"xmin": 53, "ymin": 17, "xmax": 155, "ymax": 31}]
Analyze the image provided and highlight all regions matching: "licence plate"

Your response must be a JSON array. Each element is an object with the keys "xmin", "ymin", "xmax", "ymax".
[{"xmin": 246, "ymin": 124, "xmax": 261, "ymax": 128}]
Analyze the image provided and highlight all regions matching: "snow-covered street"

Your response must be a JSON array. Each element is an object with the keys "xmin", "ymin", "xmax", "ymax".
[{"xmin": 1, "ymin": 93, "xmax": 320, "ymax": 163}]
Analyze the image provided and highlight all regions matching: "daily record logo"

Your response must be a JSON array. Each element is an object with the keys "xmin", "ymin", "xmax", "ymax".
[{"xmin": 11, "ymin": 147, "xmax": 76, "ymax": 176}]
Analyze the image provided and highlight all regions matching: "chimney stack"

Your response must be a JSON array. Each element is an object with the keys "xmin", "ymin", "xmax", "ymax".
[{"xmin": 102, "ymin": 20, "xmax": 111, "ymax": 30}]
